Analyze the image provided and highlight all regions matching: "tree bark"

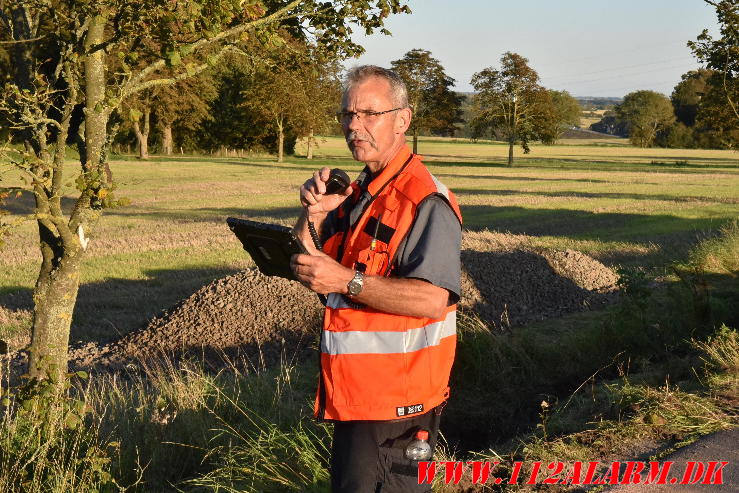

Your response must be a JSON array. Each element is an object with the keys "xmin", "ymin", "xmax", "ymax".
[
  {"xmin": 508, "ymin": 137, "xmax": 514, "ymax": 166},
  {"xmin": 162, "ymin": 124, "xmax": 173, "ymax": 155},
  {"xmin": 509, "ymin": 97, "xmax": 517, "ymax": 166},
  {"xmin": 132, "ymin": 108, "xmax": 150, "ymax": 160},
  {"xmin": 29, "ymin": 251, "xmax": 82, "ymax": 381},
  {"xmin": 82, "ymin": 15, "xmax": 109, "ymax": 172},
  {"xmin": 413, "ymin": 128, "xmax": 418, "ymax": 154},
  {"xmin": 277, "ymin": 118, "xmax": 284, "ymax": 163},
  {"xmin": 306, "ymin": 128, "xmax": 314, "ymax": 159}
]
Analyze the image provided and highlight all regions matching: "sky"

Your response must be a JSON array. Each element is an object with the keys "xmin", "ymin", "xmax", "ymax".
[{"xmin": 348, "ymin": 0, "xmax": 721, "ymax": 98}]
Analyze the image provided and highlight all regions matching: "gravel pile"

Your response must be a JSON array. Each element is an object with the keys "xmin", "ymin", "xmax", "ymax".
[
  {"xmin": 460, "ymin": 238, "xmax": 619, "ymax": 329},
  {"xmin": 67, "ymin": 269, "xmax": 323, "ymax": 371},
  {"xmin": 3, "ymin": 232, "xmax": 619, "ymax": 372}
]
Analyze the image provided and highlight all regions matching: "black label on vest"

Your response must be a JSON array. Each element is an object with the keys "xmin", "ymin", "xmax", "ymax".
[
  {"xmin": 364, "ymin": 216, "xmax": 395, "ymax": 245},
  {"xmin": 396, "ymin": 403, "xmax": 424, "ymax": 417}
]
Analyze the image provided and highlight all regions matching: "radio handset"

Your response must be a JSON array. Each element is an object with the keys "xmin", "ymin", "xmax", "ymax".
[
  {"xmin": 323, "ymin": 168, "xmax": 351, "ymax": 196},
  {"xmin": 307, "ymin": 168, "xmax": 350, "ymax": 251}
]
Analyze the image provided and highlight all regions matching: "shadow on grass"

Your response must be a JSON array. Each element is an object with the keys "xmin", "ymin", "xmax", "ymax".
[
  {"xmin": 455, "ymin": 188, "xmax": 739, "ymax": 204},
  {"xmin": 106, "ymin": 205, "xmax": 301, "ymax": 223},
  {"xmin": 428, "ymin": 158, "xmax": 739, "ymax": 174},
  {"xmin": 1, "ymin": 190, "xmax": 77, "ymax": 215},
  {"xmin": 0, "ymin": 266, "xmax": 241, "ymax": 345},
  {"xmin": 433, "ymin": 173, "xmax": 620, "ymax": 184},
  {"xmin": 461, "ymin": 205, "xmax": 734, "ymax": 266}
]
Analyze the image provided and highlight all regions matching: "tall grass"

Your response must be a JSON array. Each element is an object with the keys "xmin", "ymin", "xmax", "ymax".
[
  {"xmin": 89, "ymin": 353, "xmax": 330, "ymax": 492},
  {"xmin": 688, "ymin": 220, "xmax": 739, "ymax": 276},
  {"xmin": 0, "ymin": 372, "xmax": 118, "ymax": 492}
]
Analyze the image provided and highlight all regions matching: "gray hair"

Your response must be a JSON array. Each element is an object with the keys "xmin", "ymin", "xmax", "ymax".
[{"xmin": 344, "ymin": 65, "xmax": 409, "ymax": 108}]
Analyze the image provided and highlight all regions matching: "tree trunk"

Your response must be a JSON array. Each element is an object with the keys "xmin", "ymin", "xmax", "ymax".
[
  {"xmin": 29, "ymin": 13, "xmax": 108, "ymax": 382},
  {"xmin": 277, "ymin": 118, "xmax": 284, "ymax": 163},
  {"xmin": 83, "ymin": 15, "xmax": 109, "ymax": 172},
  {"xmin": 162, "ymin": 125, "xmax": 173, "ymax": 155},
  {"xmin": 508, "ymin": 137, "xmax": 514, "ymax": 166},
  {"xmin": 29, "ymin": 252, "xmax": 82, "ymax": 381},
  {"xmin": 306, "ymin": 128, "xmax": 314, "ymax": 159},
  {"xmin": 132, "ymin": 108, "xmax": 150, "ymax": 160},
  {"xmin": 413, "ymin": 128, "xmax": 418, "ymax": 154}
]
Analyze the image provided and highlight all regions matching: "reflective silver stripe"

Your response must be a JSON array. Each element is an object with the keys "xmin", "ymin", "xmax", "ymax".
[
  {"xmin": 326, "ymin": 292, "xmax": 352, "ymax": 309},
  {"xmin": 321, "ymin": 311, "xmax": 456, "ymax": 355},
  {"xmin": 429, "ymin": 173, "xmax": 451, "ymax": 201}
]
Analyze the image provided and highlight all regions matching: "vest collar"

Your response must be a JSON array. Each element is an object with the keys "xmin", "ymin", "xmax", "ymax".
[{"xmin": 366, "ymin": 144, "xmax": 413, "ymax": 196}]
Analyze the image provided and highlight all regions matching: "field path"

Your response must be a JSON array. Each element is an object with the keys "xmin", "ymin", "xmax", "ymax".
[{"xmin": 602, "ymin": 428, "xmax": 739, "ymax": 492}]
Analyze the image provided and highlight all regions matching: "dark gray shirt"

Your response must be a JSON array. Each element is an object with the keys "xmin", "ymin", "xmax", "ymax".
[{"xmin": 395, "ymin": 195, "xmax": 461, "ymax": 305}]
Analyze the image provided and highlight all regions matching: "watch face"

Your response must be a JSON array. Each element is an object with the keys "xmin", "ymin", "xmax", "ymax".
[{"xmin": 348, "ymin": 272, "xmax": 363, "ymax": 296}]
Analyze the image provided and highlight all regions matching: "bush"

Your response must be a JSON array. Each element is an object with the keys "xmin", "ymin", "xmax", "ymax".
[{"xmin": 657, "ymin": 122, "xmax": 695, "ymax": 148}]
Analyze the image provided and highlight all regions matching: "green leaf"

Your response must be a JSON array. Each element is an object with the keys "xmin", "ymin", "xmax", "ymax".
[{"xmin": 167, "ymin": 50, "xmax": 182, "ymax": 67}]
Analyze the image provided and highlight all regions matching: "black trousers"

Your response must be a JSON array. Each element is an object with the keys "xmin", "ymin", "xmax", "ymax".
[{"xmin": 330, "ymin": 406, "xmax": 442, "ymax": 493}]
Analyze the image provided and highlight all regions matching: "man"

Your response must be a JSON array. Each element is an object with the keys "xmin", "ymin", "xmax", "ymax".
[{"xmin": 291, "ymin": 65, "xmax": 462, "ymax": 492}]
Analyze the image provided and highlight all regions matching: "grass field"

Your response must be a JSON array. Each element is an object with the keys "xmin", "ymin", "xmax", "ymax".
[
  {"xmin": 579, "ymin": 108, "xmax": 608, "ymax": 129},
  {"xmin": 1, "ymin": 136, "xmax": 738, "ymax": 344},
  {"xmin": 1, "ymin": 136, "xmax": 738, "ymax": 491}
]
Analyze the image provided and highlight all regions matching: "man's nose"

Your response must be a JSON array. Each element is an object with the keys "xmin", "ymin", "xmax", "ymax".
[{"xmin": 347, "ymin": 112, "xmax": 363, "ymax": 131}]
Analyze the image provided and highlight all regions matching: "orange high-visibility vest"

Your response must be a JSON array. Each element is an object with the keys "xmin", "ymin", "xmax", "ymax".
[{"xmin": 317, "ymin": 145, "xmax": 463, "ymax": 421}]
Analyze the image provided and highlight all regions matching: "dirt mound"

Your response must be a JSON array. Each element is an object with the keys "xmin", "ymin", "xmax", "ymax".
[
  {"xmin": 68, "ymin": 269, "xmax": 323, "ymax": 371},
  {"xmin": 460, "ymin": 231, "xmax": 618, "ymax": 329},
  {"xmin": 3, "ymin": 232, "xmax": 618, "ymax": 372}
]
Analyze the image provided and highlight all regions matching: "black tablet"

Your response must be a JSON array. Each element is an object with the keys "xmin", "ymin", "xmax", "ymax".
[{"xmin": 226, "ymin": 217, "xmax": 307, "ymax": 280}]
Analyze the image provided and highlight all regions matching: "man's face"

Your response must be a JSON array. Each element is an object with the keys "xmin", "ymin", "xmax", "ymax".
[{"xmin": 341, "ymin": 77, "xmax": 410, "ymax": 170}]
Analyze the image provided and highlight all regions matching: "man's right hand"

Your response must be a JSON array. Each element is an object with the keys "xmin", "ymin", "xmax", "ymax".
[{"xmin": 300, "ymin": 167, "xmax": 353, "ymax": 219}]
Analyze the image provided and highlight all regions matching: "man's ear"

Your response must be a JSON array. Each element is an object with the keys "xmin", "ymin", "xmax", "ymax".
[{"xmin": 395, "ymin": 107, "xmax": 412, "ymax": 134}]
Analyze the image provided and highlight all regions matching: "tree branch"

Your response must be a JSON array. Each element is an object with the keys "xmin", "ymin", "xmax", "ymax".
[
  {"xmin": 0, "ymin": 35, "xmax": 44, "ymax": 44},
  {"xmin": 124, "ymin": 44, "xmax": 249, "ymax": 98},
  {"xmin": 121, "ymin": 0, "xmax": 303, "ymax": 99},
  {"xmin": 722, "ymin": 50, "xmax": 739, "ymax": 120}
]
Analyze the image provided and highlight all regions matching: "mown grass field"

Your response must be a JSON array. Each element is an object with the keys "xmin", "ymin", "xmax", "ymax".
[
  {"xmin": 1, "ymin": 136, "xmax": 738, "ymax": 492},
  {"xmin": 1, "ymin": 136, "xmax": 738, "ymax": 344}
]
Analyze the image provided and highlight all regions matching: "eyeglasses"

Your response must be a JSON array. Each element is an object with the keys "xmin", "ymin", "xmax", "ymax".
[{"xmin": 335, "ymin": 108, "xmax": 403, "ymax": 124}]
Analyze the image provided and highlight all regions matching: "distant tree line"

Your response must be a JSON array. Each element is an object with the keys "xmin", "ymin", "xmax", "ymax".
[
  {"xmin": 590, "ymin": 0, "xmax": 738, "ymax": 149},
  {"xmin": 590, "ymin": 68, "xmax": 737, "ymax": 149},
  {"xmin": 95, "ymin": 46, "xmax": 581, "ymax": 164}
]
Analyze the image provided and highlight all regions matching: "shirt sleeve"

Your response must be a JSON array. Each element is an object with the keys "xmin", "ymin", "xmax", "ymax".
[{"xmin": 394, "ymin": 195, "xmax": 462, "ymax": 305}]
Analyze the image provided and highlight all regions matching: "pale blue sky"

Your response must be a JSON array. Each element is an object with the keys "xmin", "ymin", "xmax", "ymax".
[{"xmin": 348, "ymin": 0, "xmax": 721, "ymax": 97}]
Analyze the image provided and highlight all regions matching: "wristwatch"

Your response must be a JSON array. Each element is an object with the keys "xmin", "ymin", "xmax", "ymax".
[{"xmin": 347, "ymin": 271, "xmax": 364, "ymax": 297}]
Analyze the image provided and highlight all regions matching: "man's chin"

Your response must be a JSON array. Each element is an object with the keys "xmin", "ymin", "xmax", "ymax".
[
  {"xmin": 350, "ymin": 148, "xmax": 370, "ymax": 162},
  {"xmin": 348, "ymin": 142, "xmax": 375, "ymax": 162}
]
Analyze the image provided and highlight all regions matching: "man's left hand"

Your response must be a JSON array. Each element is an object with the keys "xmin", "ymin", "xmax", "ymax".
[{"xmin": 291, "ymin": 252, "xmax": 354, "ymax": 295}]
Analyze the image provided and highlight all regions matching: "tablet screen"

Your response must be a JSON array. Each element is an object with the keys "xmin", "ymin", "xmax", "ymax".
[{"xmin": 227, "ymin": 217, "xmax": 306, "ymax": 280}]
